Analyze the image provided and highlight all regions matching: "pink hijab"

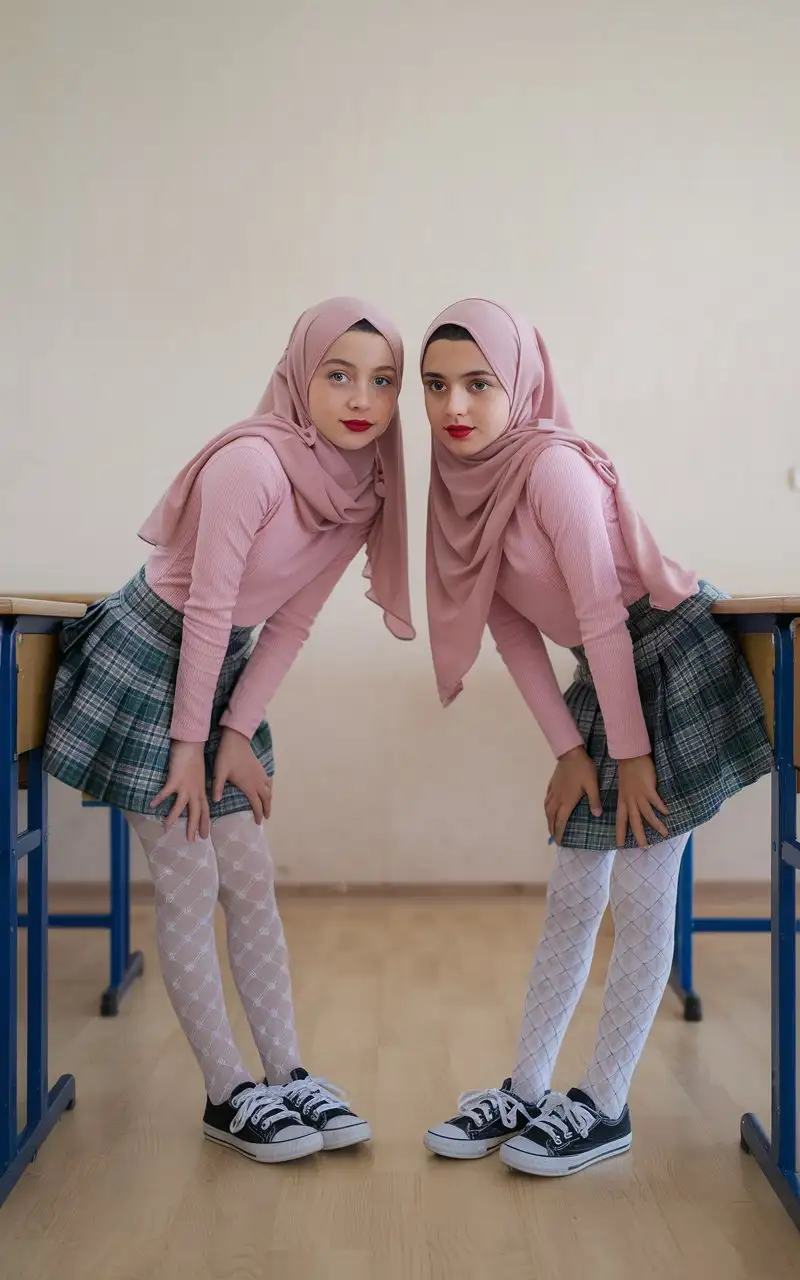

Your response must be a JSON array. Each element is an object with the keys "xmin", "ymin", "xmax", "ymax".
[
  {"xmin": 425, "ymin": 298, "xmax": 697, "ymax": 705},
  {"xmin": 140, "ymin": 297, "xmax": 414, "ymax": 640}
]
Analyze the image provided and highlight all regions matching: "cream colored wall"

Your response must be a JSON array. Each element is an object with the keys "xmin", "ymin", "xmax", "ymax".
[{"xmin": 3, "ymin": 0, "xmax": 798, "ymax": 883}]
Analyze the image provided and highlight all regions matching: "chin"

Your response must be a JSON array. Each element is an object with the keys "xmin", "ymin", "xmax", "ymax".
[
  {"xmin": 334, "ymin": 430, "xmax": 379, "ymax": 451},
  {"xmin": 440, "ymin": 433, "xmax": 482, "ymax": 457}
]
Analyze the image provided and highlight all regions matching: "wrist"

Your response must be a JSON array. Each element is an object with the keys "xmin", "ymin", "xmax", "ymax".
[
  {"xmin": 220, "ymin": 726, "xmax": 249, "ymax": 744},
  {"xmin": 558, "ymin": 745, "xmax": 588, "ymax": 762},
  {"xmin": 618, "ymin": 753, "xmax": 651, "ymax": 766}
]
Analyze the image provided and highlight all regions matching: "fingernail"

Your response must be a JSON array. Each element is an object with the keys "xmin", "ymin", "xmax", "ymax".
[{"xmin": 591, "ymin": 808, "xmax": 602, "ymax": 817}]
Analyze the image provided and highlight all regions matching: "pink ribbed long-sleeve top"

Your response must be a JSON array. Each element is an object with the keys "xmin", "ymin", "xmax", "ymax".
[
  {"xmin": 489, "ymin": 445, "xmax": 652, "ymax": 761},
  {"xmin": 146, "ymin": 438, "xmax": 369, "ymax": 743}
]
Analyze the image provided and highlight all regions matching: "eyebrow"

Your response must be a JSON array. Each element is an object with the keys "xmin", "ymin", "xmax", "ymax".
[
  {"xmin": 423, "ymin": 369, "xmax": 496, "ymax": 379},
  {"xmin": 321, "ymin": 358, "xmax": 396, "ymax": 373}
]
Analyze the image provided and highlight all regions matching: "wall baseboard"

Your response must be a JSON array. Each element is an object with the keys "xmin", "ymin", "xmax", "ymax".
[{"xmin": 21, "ymin": 879, "xmax": 785, "ymax": 910}]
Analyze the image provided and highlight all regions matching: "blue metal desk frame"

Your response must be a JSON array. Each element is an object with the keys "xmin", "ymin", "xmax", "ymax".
[
  {"xmin": 671, "ymin": 832, "xmax": 800, "ymax": 1023},
  {"xmin": 1, "ymin": 612, "xmax": 76, "ymax": 1207},
  {"xmin": 673, "ymin": 609, "xmax": 800, "ymax": 1229},
  {"xmin": 18, "ymin": 802, "xmax": 143, "ymax": 1017},
  {"xmin": 736, "ymin": 611, "xmax": 799, "ymax": 1228},
  {"xmin": 11, "ymin": 588, "xmax": 143, "ymax": 1018}
]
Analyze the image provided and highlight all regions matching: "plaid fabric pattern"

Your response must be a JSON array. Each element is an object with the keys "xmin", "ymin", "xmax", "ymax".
[
  {"xmin": 44, "ymin": 569, "xmax": 274, "ymax": 818},
  {"xmin": 560, "ymin": 582, "xmax": 773, "ymax": 851}
]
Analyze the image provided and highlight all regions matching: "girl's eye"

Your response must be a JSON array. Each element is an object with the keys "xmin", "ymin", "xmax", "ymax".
[
  {"xmin": 470, "ymin": 380, "xmax": 489, "ymax": 392},
  {"xmin": 374, "ymin": 376, "xmax": 393, "ymax": 388},
  {"xmin": 425, "ymin": 379, "xmax": 446, "ymax": 393},
  {"xmin": 328, "ymin": 371, "xmax": 348, "ymax": 384}
]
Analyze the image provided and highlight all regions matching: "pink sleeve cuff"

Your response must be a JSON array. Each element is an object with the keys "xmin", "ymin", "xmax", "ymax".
[
  {"xmin": 219, "ymin": 707, "xmax": 262, "ymax": 741},
  {"xmin": 605, "ymin": 724, "xmax": 652, "ymax": 761}
]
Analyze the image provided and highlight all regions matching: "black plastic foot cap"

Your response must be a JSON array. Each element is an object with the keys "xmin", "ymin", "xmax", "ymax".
[{"xmin": 100, "ymin": 991, "xmax": 119, "ymax": 1017}]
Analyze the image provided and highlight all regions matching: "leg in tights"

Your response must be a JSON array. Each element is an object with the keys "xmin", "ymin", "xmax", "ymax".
[
  {"xmin": 127, "ymin": 814, "xmax": 251, "ymax": 1105},
  {"xmin": 210, "ymin": 812, "xmax": 300, "ymax": 1086},
  {"xmin": 511, "ymin": 846, "xmax": 615, "ymax": 1102},
  {"xmin": 579, "ymin": 833, "xmax": 689, "ymax": 1118}
]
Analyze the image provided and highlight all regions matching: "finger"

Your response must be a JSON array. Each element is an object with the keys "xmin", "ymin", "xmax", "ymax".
[
  {"xmin": 211, "ymin": 767, "xmax": 225, "ymax": 805},
  {"xmin": 647, "ymin": 788, "xmax": 669, "ymax": 817},
  {"xmin": 186, "ymin": 795, "xmax": 199, "ymax": 843},
  {"xmin": 544, "ymin": 796, "xmax": 558, "ymax": 839},
  {"xmin": 544, "ymin": 793, "xmax": 555, "ymax": 825},
  {"xmin": 151, "ymin": 780, "xmax": 175, "ymax": 810},
  {"xmin": 554, "ymin": 805, "xmax": 570, "ymax": 845},
  {"xmin": 164, "ymin": 790, "xmax": 187, "ymax": 832},
  {"xmin": 615, "ymin": 800, "xmax": 628, "ymax": 848},
  {"xmin": 191, "ymin": 794, "xmax": 207, "ymax": 842},
  {"xmin": 640, "ymin": 801, "xmax": 669, "ymax": 839},
  {"xmin": 629, "ymin": 801, "xmax": 648, "ymax": 850},
  {"xmin": 199, "ymin": 795, "xmax": 211, "ymax": 841},
  {"xmin": 244, "ymin": 786, "xmax": 264, "ymax": 824},
  {"xmin": 584, "ymin": 774, "xmax": 603, "ymax": 818},
  {"xmin": 261, "ymin": 785, "xmax": 272, "ymax": 820}
]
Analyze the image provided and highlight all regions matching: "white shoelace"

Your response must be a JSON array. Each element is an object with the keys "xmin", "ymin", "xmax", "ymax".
[
  {"xmin": 530, "ymin": 1092, "xmax": 595, "ymax": 1142},
  {"xmin": 229, "ymin": 1084, "xmax": 298, "ymax": 1134},
  {"xmin": 457, "ymin": 1087, "xmax": 532, "ymax": 1130},
  {"xmin": 271, "ymin": 1076, "xmax": 349, "ymax": 1119}
]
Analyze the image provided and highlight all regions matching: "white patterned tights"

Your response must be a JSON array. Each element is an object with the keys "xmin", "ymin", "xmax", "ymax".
[
  {"xmin": 128, "ymin": 811, "xmax": 299, "ymax": 1104},
  {"xmin": 511, "ymin": 834, "xmax": 688, "ymax": 1119}
]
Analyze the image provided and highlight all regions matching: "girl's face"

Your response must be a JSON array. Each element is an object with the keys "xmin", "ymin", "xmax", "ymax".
[
  {"xmin": 307, "ymin": 329, "xmax": 398, "ymax": 451},
  {"xmin": 422, "ymin": 338, "xmax": 511, "ymax": 457}
]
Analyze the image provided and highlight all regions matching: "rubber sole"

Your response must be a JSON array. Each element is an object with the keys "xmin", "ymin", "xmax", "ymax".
[
  {"xmin": 322, "ymin": 1120, "xmax": 372, "ymax": 1151},
  {"xmin": 424, "ymin": 1130, "xmax": 509, "ymax": 1160},
  {"xmin": 499, "ymin": 1133, "xmax": 632, "ymax": 1177},
  {"xmin": 203, "ymin": 1124, "xmax": 323, "ymax": 1164}
]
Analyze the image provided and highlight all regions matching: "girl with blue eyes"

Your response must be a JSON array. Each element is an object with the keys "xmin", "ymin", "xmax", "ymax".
[{"xmin": 45, "ymin": 297, "xmax": 414, "ymax": 1164}]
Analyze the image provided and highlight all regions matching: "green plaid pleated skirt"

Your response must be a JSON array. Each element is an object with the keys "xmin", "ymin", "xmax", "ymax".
[
  {"xmin": 44, "ymin": 568, "xmax": 274, "ymax": 818},
  {"xmin": 560, "ymin": 582, "xmax": 773, "ymax": 851}
]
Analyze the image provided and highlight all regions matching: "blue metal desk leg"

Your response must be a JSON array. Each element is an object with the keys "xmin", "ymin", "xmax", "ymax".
[
  {"xmin": 26, "ymin": 753, "xmax": 49, "ymax": 1124},
  {"xmin": 0, "ymin": 623, "xmax": 18, "ymax": 1195},
  {"xmin": 0, "ymin": 622, "xmax": 75, "ymax": 1208},
  {"xmin": 670, "ymin": 834, "xmax": 703, "ymax": 1021},
  {"xmin": 100, "ymin": 808, "xmax": 144, "ymax": 1017},
  {"xmin": 740, "ymin": 619, "xmax": 800, "ymax": 1230}
]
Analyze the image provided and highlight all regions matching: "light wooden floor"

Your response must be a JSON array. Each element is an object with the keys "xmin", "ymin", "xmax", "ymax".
[{"xmin": 3, "ymin": 896, "xmax": 800, "ymax": 1279}]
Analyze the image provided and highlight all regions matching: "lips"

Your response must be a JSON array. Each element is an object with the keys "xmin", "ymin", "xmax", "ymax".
[
  {"xmin": 445, "ymin": 425, "xmax": 473, "ymax": 440},
  {"xmin": 342, "ymin": 419, "xmax": 374, "ymax": 433}
]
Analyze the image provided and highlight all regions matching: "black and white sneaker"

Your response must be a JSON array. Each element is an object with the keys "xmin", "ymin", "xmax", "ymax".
[
  {"xmin": 203, "ymin": 1082, "xmax": 323, "ymax": 1163},
  {"xmin": 500, "ymin": 1088, "xmax": 632, "ymax": 1176},
  {"xmin": 268, "ymin": 1068, "xmax": 371, "ymax": 1150},
  {"xmin": 424, "ymin": 1080, "xmax": 539, "ymax": 1160}
]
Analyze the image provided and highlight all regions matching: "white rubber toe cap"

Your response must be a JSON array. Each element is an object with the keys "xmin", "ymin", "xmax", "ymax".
[
  {"xmin": 424, "ymin": 1124, "xmax": 497, "ymax": 1159},
  {"xmin": 321, "ymin": 1116, "xmax": 372, "ymax": 1149}
]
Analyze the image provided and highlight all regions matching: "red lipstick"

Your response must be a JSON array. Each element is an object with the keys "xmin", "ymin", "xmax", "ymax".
[
  {"xmin": 342, "ymin": 419, "xmax": 373, "ymax": 433},
  {"xmin": 445, "ymin": 425, "xmax": 473, "ymax": 440}
]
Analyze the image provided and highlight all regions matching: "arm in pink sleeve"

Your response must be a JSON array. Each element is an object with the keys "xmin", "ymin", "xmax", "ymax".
[
  {"xmin": 170, "ymin": 445, "xmax": 278, "ymax": 742},
  {"xmin": 220, "ymin": 543, "xmax": 362, "ymax": 740},
  {"xmin": 530, "ymin": 447, "xmax": 650, "ymax": 760},
  {"xmin": 488, "ymin": 595, "xmax": 585, "ymax": 758}
]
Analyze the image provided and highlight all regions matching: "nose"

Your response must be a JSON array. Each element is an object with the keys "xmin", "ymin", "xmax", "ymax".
[
  {"xmin": 347, "ymin": 378, "xmax": 370, "ymax": 410},
  {"xmin": 445, "ymin": 386, "xmax": 470, "ymax": 418}
]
